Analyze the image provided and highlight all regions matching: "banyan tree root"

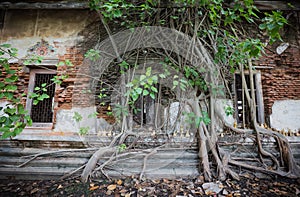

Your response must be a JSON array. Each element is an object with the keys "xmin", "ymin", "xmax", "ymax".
[
  {"xmin": 81, "ymin": 130, "xmax": 145, "ymax": 182},
  {"xmin": 81, "ymin": 131, "xmax": 128, "ymax": 182},
  {"xmin": 81, "ymin": 146, "xmax": 117, "ymax": 182},
  {"xmin": 219, "ymin": 123, "xmax": 300, "ymax": 179},
  {"xmin": 254, "ymin": 124, "xmax": 300, "ymax": 177}
]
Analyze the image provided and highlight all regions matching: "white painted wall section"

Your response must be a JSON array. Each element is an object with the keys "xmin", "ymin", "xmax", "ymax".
[{"xmin": 270, "ymin": 100, "xmax": 300, "ymax": 132}]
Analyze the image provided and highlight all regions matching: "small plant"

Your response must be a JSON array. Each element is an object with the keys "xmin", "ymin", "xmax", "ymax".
[
  {"xmin": 185, "ymin": 111, "xmax": 211, "ymax": 128},
  {"xmin": 112, "ymin": 104, "xmax": 129, "ymax": 121},
  {"xmin": 88, "ymin": 112, "xmax": 99, "ymax": 119},
  {"xmin": 118, "ymin": 143, "xmax": 127, "ymax": 152},
  {"xmin": 73, "ymin": 112, "xmax": 83, "ymax": 122},
  {"xmin": 79, "ymin": 126, "xmax": 89, "ymax": 135},
  {"xmin": 29, "ymin": 83, "xmax": 50, "ymax": 105},
  {"xmin": 225, "ymin": 105, "xmax": 234, "ymax": 116},
  {"xmin": 85, "ymin": 49, "xmax": 100, "ymax": 61},
  {"xmin": 125, "ymin": 67, "xmax": 158, "ymax": 102}
]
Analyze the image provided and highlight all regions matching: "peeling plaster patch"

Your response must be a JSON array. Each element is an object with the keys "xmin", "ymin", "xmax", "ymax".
[
  {"xmin": 2, "ymin": 36, "xmax": 84, "ymax": 60},
  {"xmin": 27, "ymin": 39, "xmax": 57, "ymax": 57},
  {"xmin": 270, "ymin": 100, "xmax": 300, "ymax": 132}
]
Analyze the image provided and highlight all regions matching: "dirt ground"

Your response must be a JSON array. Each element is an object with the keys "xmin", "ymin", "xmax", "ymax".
[{"xmin": 0, "ymin": 173, "xmax": 299, "ymax": 197}]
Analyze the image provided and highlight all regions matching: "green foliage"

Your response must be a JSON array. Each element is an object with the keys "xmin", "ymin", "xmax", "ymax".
[
  {"xmin": 79, "ymin": 126, "xmax": 90, "ymax": 135},
  {"xmin": 259, "ymin": 11, "xmax": 288, "ymax": 44},
  {"xmin": 224, "ymin": 105, "xmax": 234, "ymax": 116},
  {"xmin": 0, "ymin": 104, "xmax": 32, "ymax": 139},
  {"xmin": 88, "ymin": 112, "xmax": 99, "ymax": 119},
  {"xmin": 0, "ymin": 45, "xmax": 34, "ymax": 139},
  {"xmin": 183, "ymin": 66, "xmax": 207, "ymax": 92},
  {"xmin": 73, "ymin": 112, "xmax": 83, "ymax": 122},
  {"xmin": 125, "ymin": 67, "xmax": 159, "ymax": 102},
  {"xmin": 112, "ymin": 104, "xmax": 128, "ymax": 121},
  {"xmin": 85, "ymin": 49, "xmax": 100, "ymax": 61},
  {"xmin": 23, "ymin": 55, "xmax": 44, "ymax": 66},
  {"xmin": 89, "ymin": 0, "xmax": 156, "ymax": 27},
  {"xmin": 51, "ymin": 75, "xmax": 68, "ymax": 85},
  {"xmin": 119, "ymin": 61, "xmax": 130, "ymax": 74},
  {"xmin": 29, "ymin": 83, "xmax": 50, "ymax": 105},
  {"xmin": 117, "ymin": 143, "xmax": 127, "ymax": 152},
  {"xmin": 185, "ymin": 111, "xmax": 211, "ymax": 128}
]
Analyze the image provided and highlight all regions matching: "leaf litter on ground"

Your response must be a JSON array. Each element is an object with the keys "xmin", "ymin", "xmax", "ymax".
[{"xmin": 0, "ymin": 174, "xmax": 299, "ymax": 197}]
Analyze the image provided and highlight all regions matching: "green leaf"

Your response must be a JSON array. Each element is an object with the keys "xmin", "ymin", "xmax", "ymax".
[
  {"xmin": 6, "ymin": 85, "xmax": 18, "ymax": 91},
  {"xmin": 0, "ymin": 116, "xmax": 7, "ymax": 123},
  {"xmin": 173, "ymin": 80, "xmax": 178, "ymax": 88},
  {"xmin": 4, "ymin": 107, "xmax": 16, "ymax": 115},
  {"xmin": 150, "ymin": 86, "xmax": 158, "ymax": 93},
  {"xmin": 152, "ymin": 75, "xmax": 158, "ymax": 82},
  {"xmin": 143, "ymin": 89, "xmax": 149, "ymax": 96},
  {"xmin": 0, "ymin": 44, "xmax": 11, "ymax": 48},
  {"xmin": 140, "ymin": 75, "xmax": 146, "ymax": 82},
  {"xmin": 150, "ymin": 92, "xmax": 155, "ymax": 99},
  {"xmin": 126, "ymin": 83, "xmax": 134, "ymax": 88},
  {"xmin": 17, "ymin": 104, "xmax": 26, "ymax": 114},
  {"xmin": 1, "ymin": 130, "xmax": 14, "ymax": 139},
  {"xmin": 135, "ymin": 87, "xmax": 143, "ymax": 94},
  {"xmin": 73, "ymin": 112, "xmax": 83, "ymax": 122},
  {"xmin": 147, "ymin": 78, "xmax": 153, "ymax": 85},
  {"xmin": 195, "ymin": 117, "xmax": 201, "ymax": 128},
  {"xmin": 5, "ymin": 75, "xmax": 18, "ymax": 83},
  {"xmin": 6, "ymin": 70, "xmax": 16, "ymax": 75},
  {"xmin": 3, "ymin": 92, "xmax": 14, "ymax": 100},
  {"xmin": 146, "ymin": 67, "xmax": 152, "ymax": 77},
  {"xmin": 131, "ymin": 92, "xmax": 139, "ymax": 101},
  {"xmin": 159, "ymin": 73, "xmax": 166, "ymax": 78}
]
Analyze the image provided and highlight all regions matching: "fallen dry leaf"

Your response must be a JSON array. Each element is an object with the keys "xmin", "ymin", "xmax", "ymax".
[
  {"xmin": 57, "ymin": 184, "xmax": 63, "ymax": 189},
  {"xmin": 89, "ymin": 185, "xmax": 99, "ymax": 191},
  {"xmin": 117, "ymin": 179, "xmax": 123, "ymax": 185},
  {"xmin": 296, "ymin": 188, "xmax": 300, "ymax": 195},
  {"xmin": 125, "ymin": 191, "xmax": 134, "ymax": 197},
  {"xmin": 107, "ymin": 184, "xmax": 117, "ymax": 191},
  {"xmin": 30, "ymin": 188, "xmax": 39, "ymax": 194}
]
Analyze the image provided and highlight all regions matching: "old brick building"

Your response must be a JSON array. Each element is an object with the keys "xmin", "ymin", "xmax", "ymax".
[{"xmin": 0, "ymin": 0, "xmax": 299, "ymax": 139}]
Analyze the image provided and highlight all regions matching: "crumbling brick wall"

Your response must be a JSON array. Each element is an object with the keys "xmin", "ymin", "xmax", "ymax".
[
  {"xmin": 0, "ymin": 63, "xmax": 29, "ymax": 106},
  {"xmin": 258, "ymin": 12, "xmax": 300, "ymax": 123}
]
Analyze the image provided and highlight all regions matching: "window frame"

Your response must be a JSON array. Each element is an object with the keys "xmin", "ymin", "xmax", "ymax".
[{"xmin": 25, "ymin": 68, "xmax": 57, "ymax": 129}]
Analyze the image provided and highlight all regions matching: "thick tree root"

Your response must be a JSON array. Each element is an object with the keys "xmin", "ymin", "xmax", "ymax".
[
  {"xmin": 81, "ymin": 146, "xmax": 117, "ymax": 182},
  {"xmin": 219, "ymin": 124, "xmax": 300, "ymax": 179}
]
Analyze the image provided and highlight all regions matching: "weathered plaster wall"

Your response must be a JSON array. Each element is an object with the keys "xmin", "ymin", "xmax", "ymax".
[
  {"xmin": 0, "ymin": 9, "xmax": 93, "ymax": 133},
  {"xmin": 1, "ymin": 9, "xmax": 89, "ymax": 47},
  {"xmin": 270, "ymin": 100, "xmax": 300, "ymax": 132},
  {"xmin": 54, "ymin": 107, "xmax": 97, "ymax": 133}
]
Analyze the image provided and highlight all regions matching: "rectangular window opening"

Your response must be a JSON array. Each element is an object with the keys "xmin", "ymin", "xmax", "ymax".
[
  {"xmin": 30, "ymin": 73, "xmax": 55, "ymax": 122},
  {"xmin": 234, "ymin": 72, "xmax": 264, "ymax": 128},
  {"xmin": 26, "ymin": 69, "xmax": 56, "ymax": 128}
]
